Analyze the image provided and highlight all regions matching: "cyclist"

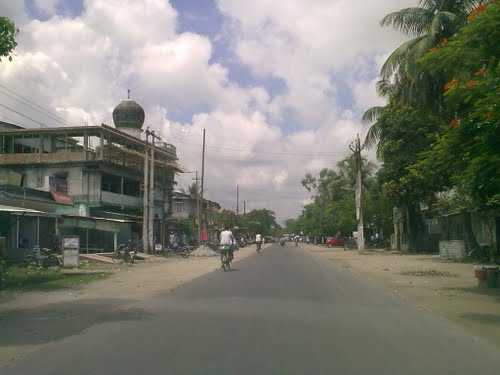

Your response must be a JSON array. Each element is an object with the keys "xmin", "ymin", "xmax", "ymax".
[
  {"xmin": 220, "ymin": 225, "xmax": 235, "ymax": 266},
  {"xmin": 255, "ymin": 233, "xmax": 263, "ymax": 252}
]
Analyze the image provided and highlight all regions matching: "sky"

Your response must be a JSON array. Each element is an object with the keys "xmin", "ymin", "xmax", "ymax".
[{"xmin": 0, "ymin": 0, "xmax": 414, "ymax": 223}]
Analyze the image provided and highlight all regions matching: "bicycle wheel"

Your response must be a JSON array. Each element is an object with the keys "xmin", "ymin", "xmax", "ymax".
[{"xmin": 221, "ymin": 252, "xmax": 229, "ymax": 271}]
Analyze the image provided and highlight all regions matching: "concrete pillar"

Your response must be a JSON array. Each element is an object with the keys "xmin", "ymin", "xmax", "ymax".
[
  {"xmin": 143, "ymin": 140, "xmax": 149, "ymax": 253},
  {"xmin": 36, "ymin": 216, "xmax": 40, "ymax": 247},
  {"xmin": 149, "ymin": 145, "xmax": 155, "ymax": 249}
]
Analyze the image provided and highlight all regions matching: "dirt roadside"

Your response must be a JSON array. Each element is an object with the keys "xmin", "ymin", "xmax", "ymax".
[
  {"xmin": 305, "ymin": 244, "xmax": 500, "ymax": 348},
  {"xmin": 0, "ymin": 245, "xmax": 261, "ymax": 366}
]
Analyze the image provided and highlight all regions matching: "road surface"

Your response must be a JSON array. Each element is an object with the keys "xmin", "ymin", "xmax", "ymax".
[{"xmin": 2, "ymin": 244, "xmax": 500, "ymax": 374}]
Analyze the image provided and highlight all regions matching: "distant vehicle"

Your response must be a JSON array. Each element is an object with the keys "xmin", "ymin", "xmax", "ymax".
[{"xmin": 326, "ymin": 237, "xmax": 345, "ymax": 247}]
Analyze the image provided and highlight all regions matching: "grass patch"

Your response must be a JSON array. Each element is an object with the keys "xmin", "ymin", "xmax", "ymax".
[{"xmin": 1, "ymin": 266, "xmax": 110, "ymax": 291}]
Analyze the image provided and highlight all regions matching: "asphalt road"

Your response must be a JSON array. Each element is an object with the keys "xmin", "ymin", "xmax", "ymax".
[{"xmin": 2, "ymin": 244, "xmax": 500, "ymax": 374}]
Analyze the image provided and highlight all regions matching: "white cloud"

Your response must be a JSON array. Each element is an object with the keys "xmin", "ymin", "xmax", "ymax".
[{"xmin": 217, "ymin": 0, "xmax": 413, "ymax": 126}]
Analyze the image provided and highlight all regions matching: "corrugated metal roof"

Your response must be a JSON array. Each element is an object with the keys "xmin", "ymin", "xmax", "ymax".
[{"xmin": 0, "ymin": 204, "xmax": 46, "ymax": 214}]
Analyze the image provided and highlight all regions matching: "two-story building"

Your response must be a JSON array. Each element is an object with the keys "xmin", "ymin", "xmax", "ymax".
[
  {"xmin": 0, "ymin": 98, "xmax": 181, "ymax": 258},
  {"xmin": 169, "ymin": 191, "xmax": 221, "ymax": 244}
]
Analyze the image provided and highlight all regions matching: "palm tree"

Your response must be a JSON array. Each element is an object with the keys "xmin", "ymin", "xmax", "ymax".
[{"xmin": 363, "ymin": 0, "xmax": 489, "ymax": 148}]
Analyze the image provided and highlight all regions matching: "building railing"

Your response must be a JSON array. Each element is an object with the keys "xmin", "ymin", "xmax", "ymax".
[{"xmin": 100, "ymin": 191, "xmax": 142, "ymax": 208}]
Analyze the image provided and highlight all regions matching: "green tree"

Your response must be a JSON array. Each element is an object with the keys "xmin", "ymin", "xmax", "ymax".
[
  {"xmin": 294, "ymin": 155, "xmax": 390, "ymax": 242},
  {"xmin": 240, "ymin": 209, "xmax": 280, "ymax": 236},
  {"xmin": 0, "ymin": 17, "xmax": 18, "ymax": 62}
]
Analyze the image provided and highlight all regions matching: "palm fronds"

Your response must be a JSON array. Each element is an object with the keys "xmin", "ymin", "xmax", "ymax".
[
  {"xmin": 381, "ymin": 7, "xmax": 434, "ymax": 36},
  {"xmin": 362, "ymin": 106, "xmax": 385, "ymax": 123}
]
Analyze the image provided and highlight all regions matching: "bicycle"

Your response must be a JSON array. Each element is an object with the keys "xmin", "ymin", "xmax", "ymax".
[
  {"xmin": 256, "ymin": 241, "xmax": 262, "ymax": 254},
  {"xmin": 220, "ymin": 245, "xmax": 232, "ymax": 271}
]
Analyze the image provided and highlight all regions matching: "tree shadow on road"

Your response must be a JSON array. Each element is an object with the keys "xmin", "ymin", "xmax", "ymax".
[{"xmin": 0, "ymin": 298, "xmax": 153, "ymax": 347}]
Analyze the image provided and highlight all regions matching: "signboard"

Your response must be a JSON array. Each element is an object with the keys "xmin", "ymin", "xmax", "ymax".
[
  {"xmin": 62, "ymin": 236, "xmax": 79, "ymax": 268},
  {"xmin": 352, "ymin": 231, "xmax": 359, "ymax": 239}
]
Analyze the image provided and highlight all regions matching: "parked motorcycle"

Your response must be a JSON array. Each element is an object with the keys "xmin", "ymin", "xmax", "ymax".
[
  {"xmin": 116, "ymin": 241, "xmax": 137, "ymax": 264},
  {"xmin": 238, "ymin": 238, "xmax": 247, "ymax": 248}
]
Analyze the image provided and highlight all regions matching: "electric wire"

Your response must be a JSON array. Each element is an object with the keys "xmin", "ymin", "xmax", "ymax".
[
  {"xmin": 0, "ymin": 103, "xmax": 48, "ymax": 128},
  {"xmin": 0, "ymin": 83, "xmax": 73, "ymax": 127}
]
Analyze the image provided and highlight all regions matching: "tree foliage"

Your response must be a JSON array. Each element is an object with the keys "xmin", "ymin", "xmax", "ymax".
[
  {"xmin": 216, "ymin": 208, "xmax": 280, "ymax": 237},
  {"xmin": 0, "ymin": 17, "xmax": 17, "ymax": 62},
  {"xmin": 374, "ymin": 105, "xmax": 443, "ymax": 203},
  {"xmin": 239, "ymin": 209, "xmax": 280, "ymax": 236},
  {"xmin": 291, "ymin": 155, "xmax": 392, "ymax": 241}
]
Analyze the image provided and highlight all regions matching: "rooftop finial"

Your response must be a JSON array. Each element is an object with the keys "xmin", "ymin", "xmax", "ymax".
[{"xmin": 127, "ymin": 88, "xmax": 131, "ymax": 99}]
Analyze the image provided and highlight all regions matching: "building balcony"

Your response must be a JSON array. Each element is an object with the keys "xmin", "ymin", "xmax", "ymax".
[{"xmin": 0, "ymin": 151, "xmax": 93, "ymax": 166}]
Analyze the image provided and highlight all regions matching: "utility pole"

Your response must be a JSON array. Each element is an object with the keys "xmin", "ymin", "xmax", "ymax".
[
  {"xmin": 243, "ymin": 200, "xmax": 246, "ymax": 215},
  {"xmin": 149, "ymin": 130, "xmax": 159, "ymax": 252},
  {"xmin": 193, "ymin": 170, "xmax": 202, "ymax": 243},
  {"xmin": 349, "ymin": 134, "xmax": 365, "ymax": 251},
  {"xmin": 143, "ymin": 129, "xmax": 150, "ymax": 253},
  {"xmin": 236, "ymin": 185, "xmax": 239, "ymax": 215},
  {"xmin": 200, "ymin": 128, "xmax": 206, "ymax": 241}
]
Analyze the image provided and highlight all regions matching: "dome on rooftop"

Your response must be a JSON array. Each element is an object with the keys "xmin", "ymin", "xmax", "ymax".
[{"xmin": 112, "ymin": 99, "xmax": 145, "ymax": 130}]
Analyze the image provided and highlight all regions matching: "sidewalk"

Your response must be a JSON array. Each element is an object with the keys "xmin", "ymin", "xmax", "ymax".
[
  {"xmin": 305, "ymin": 244, "xmax": 500, "ymax": 348},
  {"xmin": 0, "ymin": 244, "xmax": 262, "ymax": 366}
]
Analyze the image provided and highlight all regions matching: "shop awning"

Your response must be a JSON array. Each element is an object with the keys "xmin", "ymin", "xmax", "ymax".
[{"xmin": 60, "ymin": 215, "xmax": 134, "ymax": 233}]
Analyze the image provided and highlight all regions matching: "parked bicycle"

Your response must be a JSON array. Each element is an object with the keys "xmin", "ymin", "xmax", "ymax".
[{"xmin": 23, "ymin": 246, "xmax": 61, "ymax": 268}]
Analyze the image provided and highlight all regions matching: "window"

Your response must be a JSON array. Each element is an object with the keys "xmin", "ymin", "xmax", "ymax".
[
  {"xmin": 175, "ymin": 202, "xmax": 184, "ymax": 213},
  {"xmin": 49, "ymin": 174, "xmax": 68, "ymax": 193}
]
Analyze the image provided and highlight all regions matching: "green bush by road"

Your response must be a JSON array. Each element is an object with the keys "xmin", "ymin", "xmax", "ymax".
[{"xmin": 1, "ymin": 266, "xmax": 110, "ymax": 291}]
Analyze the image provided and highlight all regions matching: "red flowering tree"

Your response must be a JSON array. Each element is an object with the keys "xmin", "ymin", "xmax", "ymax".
[{"xmin": 414, "ymin": 1, "xmax": 500, "ymax": 207}]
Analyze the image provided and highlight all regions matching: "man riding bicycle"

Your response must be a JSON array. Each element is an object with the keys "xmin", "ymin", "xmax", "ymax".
[
  {"xmin": 220, "ymin": 226, "xmax": 235, "ymax": 266},
  {"xmin": 255, "ymin": 233, "xmax": 263, "ymax": 252}
]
